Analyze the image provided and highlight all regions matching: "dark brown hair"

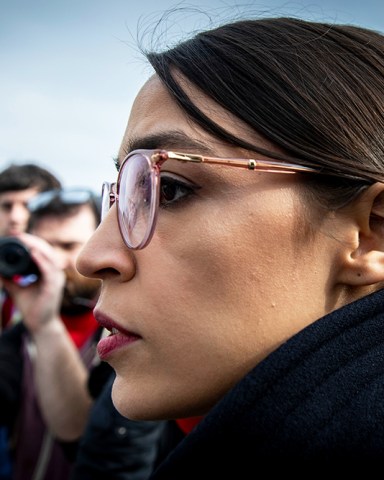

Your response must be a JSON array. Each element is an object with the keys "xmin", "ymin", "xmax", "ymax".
[
  {"xmin": 0, "ymin": 163, "xmax": 61, "ymax": 194},
  {"xmin": 144, "ymin": 16, "xmax": 384, "ymax": 208}
]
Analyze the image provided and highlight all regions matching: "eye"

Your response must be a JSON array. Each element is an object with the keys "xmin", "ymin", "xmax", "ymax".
[
  {"xmin": 0, "ymin": 202, "xmax": 12, "ymax": 212},
  {"xmin": 159, "ymin": 174, "xmax": 198, "ymax": 208}
]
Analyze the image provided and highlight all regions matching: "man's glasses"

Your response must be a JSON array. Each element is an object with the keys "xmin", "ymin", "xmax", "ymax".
[
  {"xmin": 28, "ymin": 188, "xmax": 98, "ymax": 212},
  {"xmin": 102, "ymin": 149, "xmax": 330, "ymax": 250}
]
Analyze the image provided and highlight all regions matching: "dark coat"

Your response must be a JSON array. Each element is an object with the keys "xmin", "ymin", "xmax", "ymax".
[{"xmin": 150, "ymin": 289, "xmax": 384, "ymax": 478}]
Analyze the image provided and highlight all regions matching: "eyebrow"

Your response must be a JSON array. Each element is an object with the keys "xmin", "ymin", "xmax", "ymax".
[{"xmin": 118, "ymin": 130, "xmax": 214, "ymax": 163}]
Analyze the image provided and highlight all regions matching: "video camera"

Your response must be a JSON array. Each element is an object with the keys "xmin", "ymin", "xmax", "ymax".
[{"xmin": 0, "ymin": 237, "xmax": 40, "ymax": 282}]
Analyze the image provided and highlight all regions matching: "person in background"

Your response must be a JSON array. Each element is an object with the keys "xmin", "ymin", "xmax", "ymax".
[
  {"xmin": 76, "ymin": 14, "xmax": 384, "ymax": 475},
  {"xmin": 0, "ymin": 162, "xmax": 62, "ymax": 331},
  {"xmin": 0, "ymin": 163, "xmax": 61, "ymax": 238},
  {"xmin": 0, "ymin": 188, "xmax": 101, "ymax": 480},
  {"xmin": 0, "ymin": 163, "xmax": 61, "ymax": 480}
]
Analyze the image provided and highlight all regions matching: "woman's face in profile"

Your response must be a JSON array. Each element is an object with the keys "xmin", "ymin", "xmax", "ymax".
[{"xmin": 77, "ymin": 75, "xmax": 352, "ymax": 420}]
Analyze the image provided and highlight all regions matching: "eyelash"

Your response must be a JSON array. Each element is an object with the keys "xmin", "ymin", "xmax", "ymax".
[{"xmin": 159, "ymin": 174, "xmax": 198, "ymax": 209}]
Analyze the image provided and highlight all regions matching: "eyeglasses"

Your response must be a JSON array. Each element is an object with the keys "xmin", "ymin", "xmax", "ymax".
[
  {"xmin": 28, "ymin": 188, "xmax": 98, "ymax": 212},
  {"xmin": 101, "ymin": 149, "xmax": 325, "ymax": 250}
]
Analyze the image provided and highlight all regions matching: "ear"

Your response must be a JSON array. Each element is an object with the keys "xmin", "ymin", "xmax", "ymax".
[{"xmin": 339, "ymin": 183, "xmax": 384, "ymax": 287}]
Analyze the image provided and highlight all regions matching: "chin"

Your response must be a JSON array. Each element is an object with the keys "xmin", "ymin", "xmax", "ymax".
[{"xmin": 110, "ymin": 376, "xmax": 164, "ymax": 421}]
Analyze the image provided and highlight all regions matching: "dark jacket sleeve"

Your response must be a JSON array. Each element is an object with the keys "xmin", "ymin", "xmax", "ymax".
[{"xmin": 0, "ymin": 322, "xmax": 25, "ymax": 427}]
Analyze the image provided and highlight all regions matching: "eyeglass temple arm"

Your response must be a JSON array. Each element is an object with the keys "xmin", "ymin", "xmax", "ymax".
[{"xmin": 166, "ymin": 151, "xmax": 318, "ymax": 174}]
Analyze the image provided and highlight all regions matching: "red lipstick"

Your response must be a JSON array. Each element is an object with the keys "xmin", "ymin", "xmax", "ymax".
[{"xmin": 94, "ymin": 310, "xmax": 141, "ymax": 359}]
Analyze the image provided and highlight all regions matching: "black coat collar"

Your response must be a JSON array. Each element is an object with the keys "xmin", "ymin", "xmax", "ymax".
[{"xmin": 151, "ymin": 289, "xmax": 384, "ymax": 477}]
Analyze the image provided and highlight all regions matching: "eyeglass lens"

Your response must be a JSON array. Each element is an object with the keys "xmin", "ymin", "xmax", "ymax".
[
  {"xmin": 107, "ymin": 152, "xmax": 158, "ymax": 249},
  {"xmin": 101, "ymin": 182, "xmax": 114, "ymax": 221}
]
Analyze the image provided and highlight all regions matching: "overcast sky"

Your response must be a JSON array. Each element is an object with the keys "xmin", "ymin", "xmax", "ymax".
[{"xmin": 1, "ymin": 0, "xmax": 383, "ymax": 193}]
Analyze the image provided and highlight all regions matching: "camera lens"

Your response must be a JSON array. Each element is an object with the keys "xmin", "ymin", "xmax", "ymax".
[{"xmin": 0, "ymin": 237, "xmax": 40, "ymax": 280}]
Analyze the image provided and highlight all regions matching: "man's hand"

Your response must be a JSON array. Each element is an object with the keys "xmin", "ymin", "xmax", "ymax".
[{"xmin": 1, "ymin": 232, "xmax": 65, "ymax": 333}]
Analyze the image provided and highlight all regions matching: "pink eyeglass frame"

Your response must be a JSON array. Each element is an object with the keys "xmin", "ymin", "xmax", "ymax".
[
  {"xmin": 142, "ymin": 149, "xmax": 319, "ymax": 173},
  {"xmin": 103, "ymin": 149, "xmax": 321, "ymax": 249}
]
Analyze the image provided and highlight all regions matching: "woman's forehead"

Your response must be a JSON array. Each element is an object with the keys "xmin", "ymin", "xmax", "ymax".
[
  {"xmin": 119, "ymin": 74, "xmax": 277, "ymax": 161},
  {"xmin": 127, "ymin": 77, "xmax": 194, "ymax": 134}
]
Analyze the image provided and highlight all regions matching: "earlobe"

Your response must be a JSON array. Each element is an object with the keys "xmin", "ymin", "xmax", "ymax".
[
  {"xmin": 346, "ymin": 251, "xmax": 384, "ymax": 286},
  {"xmin": 339, "ymin": 183, "xmax": 384, "ymax": 287}
]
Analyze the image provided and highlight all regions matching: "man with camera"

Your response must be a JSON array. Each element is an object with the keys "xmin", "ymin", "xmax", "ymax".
[
  {"xmin": 0, "ymin": 163, "xmax": 61, "ymax": 332},
  {"xmin": 0, "ymin": 163, "xmax": 61, "ymax": 480},
  {"xmin": 0, "ymin": 188, "xmax": 102, "ymax": 480}
]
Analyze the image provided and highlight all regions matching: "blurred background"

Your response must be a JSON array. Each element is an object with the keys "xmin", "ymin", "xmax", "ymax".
[{"xmin": 1, "ymin": 0, "xmax": 383, "ymax": 193}]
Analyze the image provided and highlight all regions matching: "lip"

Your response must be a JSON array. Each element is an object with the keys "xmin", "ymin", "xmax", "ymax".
[{"xmin": 94, "ymin": 310, "xmax": 141, "ymax": 360}]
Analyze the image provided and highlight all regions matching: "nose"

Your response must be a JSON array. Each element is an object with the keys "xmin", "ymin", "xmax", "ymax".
[
  {"xmin": 10, "ymin": 203, "xmax": 30, "ymax": 230},
  {"xmin": 54, "ymin": 248, "xmax": 72, "ymax": 270},
  {"xmin": 76, "ymin": 206, "xmax": 136, "ymax": 282}
]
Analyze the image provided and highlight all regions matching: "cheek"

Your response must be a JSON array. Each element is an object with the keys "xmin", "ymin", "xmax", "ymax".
[
  {"xmin": 163, "ymin": 193, "xmax": 299, "ymax": 291},
  {"xmin": 147, "ymin": 192, "xmax": 302, "ymax": 341},
  {"xmin": 132, "ymin": 201, "xmax": 302, "ymax": 411},
  {"xmin": 114, "ymin": 190, "xmax": 325, "ymax": 418}
]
